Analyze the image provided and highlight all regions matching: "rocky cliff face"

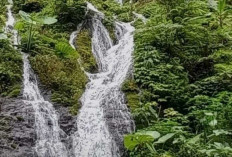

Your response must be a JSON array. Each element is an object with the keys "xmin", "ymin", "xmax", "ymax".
[
  {"xmin": 0, "ymin": 97, "xmax": 36, "ymax": 157},
  {"xmin": 0, "ymin": 93, "xmax": 77, "ymax": 157}
]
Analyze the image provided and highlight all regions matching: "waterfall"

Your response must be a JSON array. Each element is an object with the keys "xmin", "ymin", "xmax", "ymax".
[
  {"xmin": 5, "ymin": 0, "xmax": 18, "ymax": 46},
  {"xmin": 5, "ymin": 1, "xmax": 68, "ymax": 157},
  {"xmin": 72, "ymin": 3, "xmax": 135, "ymax": 157},
  {"xmin": 22, "ymin": 55, "xmax": 68, "ymax": 157}
]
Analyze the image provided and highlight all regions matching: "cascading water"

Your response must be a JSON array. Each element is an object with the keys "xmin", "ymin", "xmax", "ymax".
[
  {"xmin": 22, "ymin": 55, "xmax": 68, "ymax": 157},
  {"xmin": 72, "ymin": 3, "xmax": 135, "ymax": 157},
  {"xmin": 5, "ymin": 1, "xmax": 68, "ymax": 157},
  {"xmin": 5, "ymin": 0, "xmax": 18, "ymax": 46}
]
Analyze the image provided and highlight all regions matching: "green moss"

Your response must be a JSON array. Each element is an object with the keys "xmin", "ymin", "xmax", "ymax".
[
  {"xmin": 77, "ymin": 29, "xmax": 97, "ymax": 72},
  {"xmin": 125, "ymin": 92, "xmax": 140, "ymax": 112},
  {"xmin": 10, "ymin": 1, "xmax": 90, "ymax": 114},
  {"xmin": 30, "ymin": 54, "xmax": 87, "ymax": 112},
  {"xmin": 122, "ymin": 79, "xmax": 140, "ymax": 112},
  {"xmin": 69, "ymin": 103, "xmax": 79, "ymax": 115},
  {"xmin": 122, "ymin": 79, "xmax": 139, "ymax": 92},
  {"xmin": 103, "ymin": 21, "xmax": 117, "ymax": 42},
  {"xmin": 7, "ymin": 85, "xmax": 21, "ymax": 97},
  {"xmin": 210, "ymin": 49, "xmax": 232, "ymax": 63}
]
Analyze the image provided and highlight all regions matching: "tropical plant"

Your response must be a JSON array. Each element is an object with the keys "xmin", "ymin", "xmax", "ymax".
[
  {"xmin": 16, "ymin": 10, "xmax": 57, "ymax": 52},
  {"xmin": 216, "ymin": 0, "xmax": 230, "ymax": 27},
  {"xmin": 55, "ymin": 42, "xmax": 78, "ymax": 59}
]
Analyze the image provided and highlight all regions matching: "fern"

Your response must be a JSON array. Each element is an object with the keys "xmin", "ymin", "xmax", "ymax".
[{"xmin": 55, "ymin": 42, "xmax": 78, "ymax": 59}]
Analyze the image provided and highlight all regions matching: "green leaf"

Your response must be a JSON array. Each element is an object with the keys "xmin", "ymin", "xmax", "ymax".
[
  {"xmin": 55, "ymin": 42, "xmax": 78, "ymax": 59},
  {"xmin": 137, "ymin": 131, "xmax": 161, "ymax": 139},
  {"xmin": 209, "ymin": 119, "xmax": 217, "ymax": 127},
  {"xmin": 204, "ymin": 112, "xmax": 213, "ymax": 116},
  {"xmin": 199, "ymin": 149, "xmax": 216, "ymax": 156},
  {"xmin": 154, "ymin": 133, "xmax": 175, "ymax": 144},
  {"xmin": 124, "ymin": 134, "xmax": 154, "ymax": 151},
  {"xmin": 213, "ymin": 129, "xmax": 231, "ymax": 136},
  {"xmin": 14, "ymin": 21, "xmax": 24, "ymax": 30},
  {"xmin": 218, "ymin": 0, "xmax": 226, "ymax": 13},
  {"xmin": 124, "ymin": 135, "xmax": 139, "ymax": 151},
  {"xmin": 149, "ymin": 106, "xmax": 158, "ymax": 117},
  {"xmin": 19, "ymin": 11, "xmax": 33, "ymax": 24},
  {"xmin": 42, "ymin": 17, "xmax": 57, "ymax": 25},
  {"xmin": 19, "ymin": 10, "xmax": 30, "ymax": 18},
  {"xmin": 145, "ymin": 143, "xmax": 156, "ymax": 153},
  {"xmin": 0, "ymin": 33, "xmax": 7, "ymax": 40},
  {"xmin": 187, "ymin": 134, "xmax": 201, "ymax": 144}
]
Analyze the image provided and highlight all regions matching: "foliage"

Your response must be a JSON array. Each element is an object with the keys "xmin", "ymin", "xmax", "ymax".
[
  {"xmin": 55, "ymin": 42, "xmax": 78, "ymax": 59},
  {"xmin": 124, "ymin": 0, "xmax": 232, "ymax": 156},
  {"xmin": 30, "ymin": 54, "xmax": 87, "ymax": 114},
  {"xmin": 1, "ymin": 0, "xmax": 232, "ymax": 155},
  {"xmin": 8, "ymin": 0, "xmax": 90, "ymax": 113},
  {"xmin": 0, "ymin": 40, "xmax": 23, "ymax": 97},
  {"xmin": 17, "ymin": 10, "xmax": 57, "ymax": 52},
  {"xmin": 54, "ymin": 1, "xmax": 86, "ymax": 31}
]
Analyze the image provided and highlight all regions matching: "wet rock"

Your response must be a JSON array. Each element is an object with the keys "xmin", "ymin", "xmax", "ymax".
[
  {"xmin": 0, "ymin": 97, "xmax": 36, "ymax": 157},
  {"xmin": 57, "ymin": 106, "xmax": 77, "ymax": 136},
  {"xmin": 101, "ymin": 88, "xmax": 135, "ymax": 156},
  {"xmin": 37, "ymin": 79, "xmax": 77, "ymax": 136}
]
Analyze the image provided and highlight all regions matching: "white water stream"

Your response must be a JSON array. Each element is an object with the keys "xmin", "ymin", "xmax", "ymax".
[
  {"xmin": 72, "ymin": 3, "xmax": 135, "ymax": 157},
  {"xmin": 5, "ymin": 1, "xmax": 68, "ymax": 157}
]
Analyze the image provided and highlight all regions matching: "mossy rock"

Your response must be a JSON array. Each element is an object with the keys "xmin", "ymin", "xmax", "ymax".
[
  {"xmin": 122, "ymin": 79, "xmax": 140, "ymax": 112},
  {"xmin": 76, "ymin": 29, "xmax": 98, "ymax": 72},
  {"xmin": 30, "ymin": 54, "xmax": 87, "ymax": 113}
]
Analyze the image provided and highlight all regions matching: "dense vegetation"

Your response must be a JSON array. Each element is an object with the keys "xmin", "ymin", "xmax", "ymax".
[
  {"xmin": 5, "ymin": 0, "xmax": 89, "ymax": 114},
  {"xmin": 122, "ymin": 0, "xmax": 232, "ymax": 156},
  {"xmin": 1, "ymin": 0, "xmax": 232, "ymax": 156}
]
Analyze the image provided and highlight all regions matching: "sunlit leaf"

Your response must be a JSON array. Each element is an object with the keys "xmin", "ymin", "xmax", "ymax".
[
  {"xmin": 137, "ymin": 131, "xmax": 161, "ymax": 139},
  {"xmin": 209, "ymin": 119, "xmax": 217, "ymax": 127},
  {"xmin": 154, "ymin": 133, "xmax": 175, "ymax": 144},
  {"xmin": 0, "ymin": 33, "xmax": 7, "ymax": 40},
  {"xmin": 213, "ymin": 129, "xmax": 231, "ymax": 136},
  {"xmin": 14, "ymin": 21, "xmax": 24, "ymax": 30},
  {"xmin": 124, "ymin": 134, "xmax": 154, "ymax": 151},
  {"xmin": 19, "ymin": 10, "xmax": 33, "ymax": 24},
  {"xmin": 187, "ymin": 134, "xmax": 201, "ymax": 144},
  {"xmin": 42, "ymin": 17, "xmax": 57, "ymax": 25}
]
